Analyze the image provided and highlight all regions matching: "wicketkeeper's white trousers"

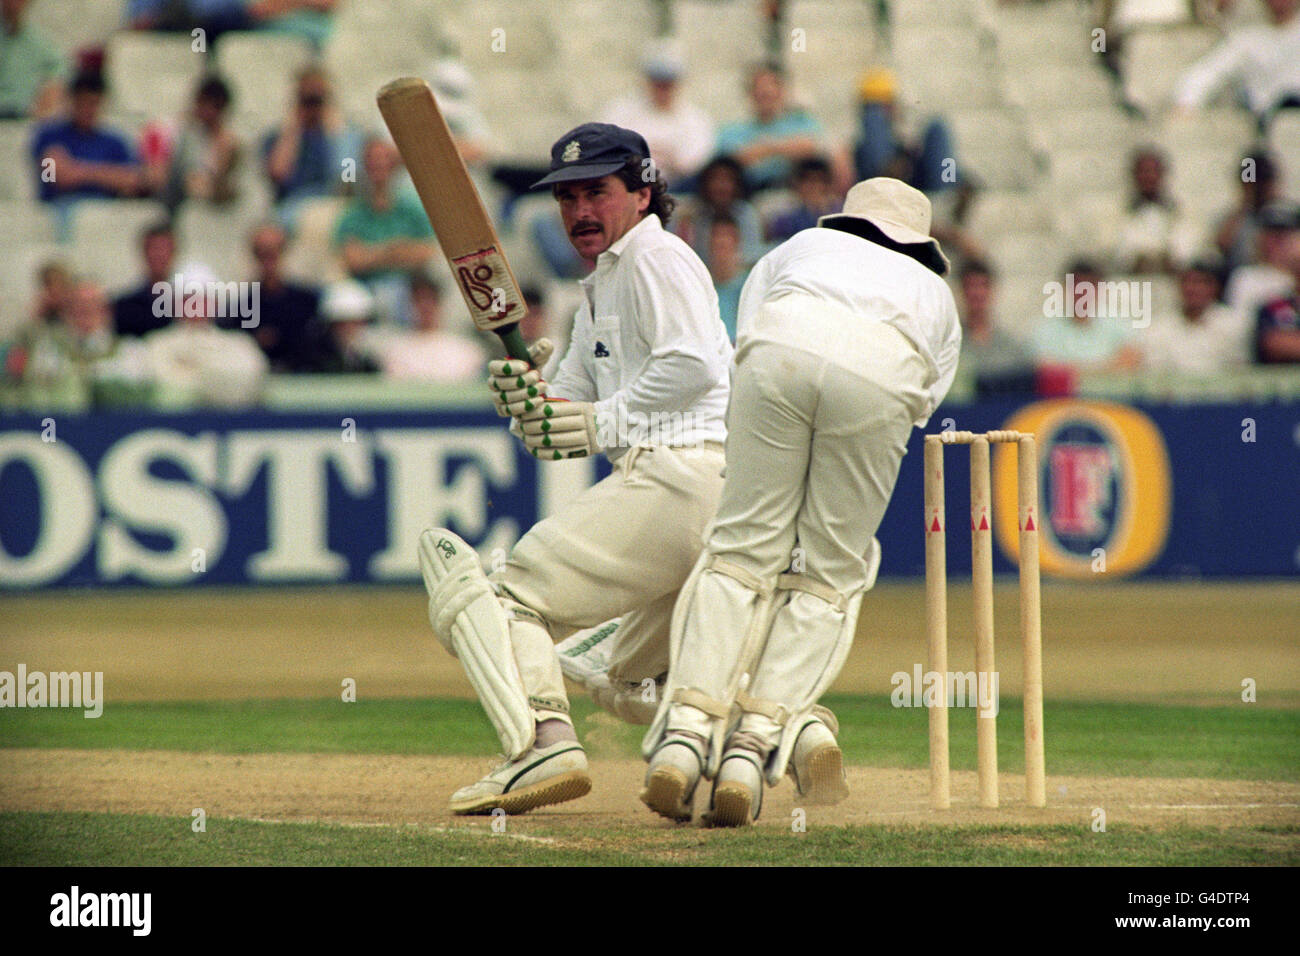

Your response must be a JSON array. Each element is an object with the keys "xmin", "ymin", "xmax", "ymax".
[{"xmin": 713, "ymin": 296, "xmax": 930, "ymax": 593}]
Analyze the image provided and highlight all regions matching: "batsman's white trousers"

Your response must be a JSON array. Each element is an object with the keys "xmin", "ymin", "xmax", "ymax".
[
  {"xmin": 494, "ymin": 442, "xmax": 726, "ymax": 714},
  {"xmin": 715, "ymin": 293, "xmax": 930, "ymax": 600}
]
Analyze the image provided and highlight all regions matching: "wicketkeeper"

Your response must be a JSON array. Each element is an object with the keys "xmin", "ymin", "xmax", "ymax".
[{"xmin": 641, "ymin": 178, "xmax": 962, "ymax": 825}]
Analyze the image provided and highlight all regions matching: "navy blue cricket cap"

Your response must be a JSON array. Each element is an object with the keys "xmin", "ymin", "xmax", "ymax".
[{"xmin": 531, "ymin": 123, "xmax": 650, "ymax": 188}]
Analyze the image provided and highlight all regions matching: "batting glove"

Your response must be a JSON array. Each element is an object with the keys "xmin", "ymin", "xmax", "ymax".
[
  {"xmin": 519, "ymin": 398, "xmax": 602, "ymax": 460},
  {"xmin": 487, "ymin": 338, "xmax": 554, "ymax": 418}
]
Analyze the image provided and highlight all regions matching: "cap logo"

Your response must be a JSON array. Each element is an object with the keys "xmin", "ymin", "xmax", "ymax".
[{"xmin": 562, "ymin": 140, "xmax": 582, "ymax": 163}]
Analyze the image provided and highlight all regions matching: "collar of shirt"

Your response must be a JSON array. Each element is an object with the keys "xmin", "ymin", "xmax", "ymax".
[{"xmin": 581, "ymin": 214, "xmax": 663, "ymax": 290}]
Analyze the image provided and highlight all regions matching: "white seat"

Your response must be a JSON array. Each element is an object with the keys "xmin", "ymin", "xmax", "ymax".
[
  {"xmin": 0, "ymin": 200, "xmax": 56, "ymax": 243},
  {"xmin": 26, "ymin": 0, "xmax": 126, "ymax": 57},
  {"xmin": 965, "ymin": 188, "xmax": 1052, "ymax": 238},
  {"xmin": 105, "ymin": 33, "xmax": 205, "ymax": 121},
  {"xmin": 987, "ymin": 230, "xmax": 1068, "ymax": 281},
  {"xmin": 1269, "ymin": 113, "xmax": 1300, "ymax": 200},
  {"xmin": 0, "ymin": 121, "xmax": 36, "ymax": 201},
  {"xmin": 283, "ymin": 196, "xmax": 347, "ymax": 285},
  {"xmin": 175, "ymin": 202, "xmax": 261, "ymax": 283},
  {"xmin": 1123, "ymin": 25, "xmax": 1219, "ymax": 113},
  {"xmin": 215, "ymin": 32, "xmax": 316, "ymax": 133},
  {"xmin": 68, "ymin": 199, "xmax": 168, "ymax": 294}
]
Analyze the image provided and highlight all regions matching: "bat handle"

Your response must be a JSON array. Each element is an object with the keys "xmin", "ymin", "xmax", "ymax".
[{"xmin": 498, "ymin": 324, "xmax": 532, "ymax": 362}]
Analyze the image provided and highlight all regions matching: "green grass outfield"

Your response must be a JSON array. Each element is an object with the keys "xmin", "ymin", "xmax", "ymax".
[
  {"xmin": 1, "ymin": 695, "xmax": 1296, "ymax": 781},
  {"xmin": 2, "ymin": 695, "xmax": 1297, "ymax": 865}
]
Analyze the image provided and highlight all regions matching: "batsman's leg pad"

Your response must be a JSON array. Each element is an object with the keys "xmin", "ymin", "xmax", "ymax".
[
  {"xmin": 641, "ymin": 553, "xmax": 784, "ymax": 776},
  {"xmin": 419, "ymin": 529, "xmax": 535, "ymax": 760}
]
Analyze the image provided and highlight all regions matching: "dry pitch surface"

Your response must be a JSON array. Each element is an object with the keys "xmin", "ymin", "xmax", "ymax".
[{"xmin": 1, "ymin": 582, "xmax": 1297, "ymax": 836}]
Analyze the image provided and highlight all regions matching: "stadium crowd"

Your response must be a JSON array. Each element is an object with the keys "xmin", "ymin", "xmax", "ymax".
[{"xmin": 1, "ymin": 0, "xmax": 1298, "ymax": 412}]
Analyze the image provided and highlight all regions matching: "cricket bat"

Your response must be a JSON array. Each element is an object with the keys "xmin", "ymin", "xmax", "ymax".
[{"xmin": 377, "ymin": 77, "xmax": 530, "ymax": 361}]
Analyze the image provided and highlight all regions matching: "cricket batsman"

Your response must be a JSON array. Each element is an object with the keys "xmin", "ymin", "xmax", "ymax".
[
  {"xmin": 417, "ymin": 123, "xmax": 732, "ymax": 814},
  {"xmin": 641, "ymin": 178, "xmax": 962, "ymax": 826}
]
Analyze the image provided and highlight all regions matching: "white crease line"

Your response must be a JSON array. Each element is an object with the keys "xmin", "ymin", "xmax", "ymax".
[{"xmin": 239, "ymin": 816, "xmax": 560, "ymax": 844}]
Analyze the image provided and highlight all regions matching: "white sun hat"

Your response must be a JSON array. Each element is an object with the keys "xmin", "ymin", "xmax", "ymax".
[{"xmin": 818, "ymin": 177, "xmax": 951, "ymax": 275}]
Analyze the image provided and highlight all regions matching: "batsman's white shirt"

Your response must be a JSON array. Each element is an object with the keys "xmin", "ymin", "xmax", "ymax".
[
  {"xmin": 737, "ymin": 227, "xmax": 961, "ymax": 425},
  {"xmin": 549, "ymin": 213, "xmax": 731, "ymax": 459},
  {"xmin": 493, "ymin": 212, "xmax": 731, "ymax": 714}
]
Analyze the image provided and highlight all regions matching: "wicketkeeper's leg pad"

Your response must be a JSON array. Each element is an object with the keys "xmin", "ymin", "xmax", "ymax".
[
  {"xmin": 642, "ymin": 552, "xmax": 785, "ymax": 776},
  {"xmin": 735, "ymin": 537, "xmax": 881, "ymax": 785},
  {"xmin": 419, "ymin": 529, "xmax": 536, "ymax": 760}
]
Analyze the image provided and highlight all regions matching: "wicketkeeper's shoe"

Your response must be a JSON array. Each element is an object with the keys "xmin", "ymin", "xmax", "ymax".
[
  {"xmin": 706, "ymin": 747, "xmax": 764, "ymax": 827},
  {"xmin": 787, "ymin": 710, "xmax": 849, "ymax": 806},
  {"xmin": 640, "ymin": 732, "xmax": 705, "ymax": 823},
  {"xmin": 449, "ymin": 740, "xmax": 591, "ymax": 815}
]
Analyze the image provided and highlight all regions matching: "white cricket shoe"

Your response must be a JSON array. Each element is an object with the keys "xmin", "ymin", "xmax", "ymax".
[
  {"xmin": 706, "ymin": 746, "xmax": 764, "ymax": 827},
  {"xmin": 555, "ymin": 619, "xmax": 621, "ymax": 688},
  {"xmin": 787, "ymin": 709, "xmax": 849, "ymax": 805},
  {"xmin": 640, "ymin": 733, "xmax": 705, "ymax": 823},
  {"xmin": 449, "ymin": 740, "xmax": 591, "ymax": 815}
]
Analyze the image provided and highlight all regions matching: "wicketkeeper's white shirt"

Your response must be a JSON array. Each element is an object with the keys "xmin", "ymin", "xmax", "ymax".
[
  {"xmin": 550, "ymin": 213, "xmax": 732, "ymax": 461},
  {"xmin": 736, "ymin": 227, "xmax": 961, "ymax": 424}
]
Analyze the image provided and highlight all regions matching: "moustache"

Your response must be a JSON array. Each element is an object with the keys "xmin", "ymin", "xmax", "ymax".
[{"xmin": 570, "ymin": 222, "xmax": 602, "ymax": 237}]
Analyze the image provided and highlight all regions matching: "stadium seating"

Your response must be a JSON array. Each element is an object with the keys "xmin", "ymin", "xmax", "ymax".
[
  {"xmin": 0, "ymin": 122, "xmax": 35, "ymax": 201},
  {"xmin": 0, "ymin": 0, "xmax": 1284, "ymax": 353},
  {"xmin": 216, "ymin": 32, "xmax": 317, "ymax": 140},
  {"xmin": 104, "ymin": 32, "xmax": 205, "ymax": 122},
  {"xmin": 26, "ymin": 0, "xmax": 126, "ymax": 58},
  {"xmin": 68, "ymin": 199, "xmax": 168, "ymax": 295}
]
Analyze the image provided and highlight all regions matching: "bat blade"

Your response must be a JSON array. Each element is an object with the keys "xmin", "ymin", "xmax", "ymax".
[{"xmin": 377, "ymin": 77, "xmax": 529, "ymax": 360}]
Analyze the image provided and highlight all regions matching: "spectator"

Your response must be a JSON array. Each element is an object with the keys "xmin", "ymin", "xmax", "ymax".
[
  {"xmin": 1141, "ymin": 259, "xmax": 1252, "ymax": 372},
  {"xmin": 707, "ymin": 214, "xmax": 748, "ymax": 342},
  {"xmin": 243, "ymin": 221, "xmax": 327, "ymax": 371},
  {"xmin": 0, "ymin": 0, "xmax": 63, "ymax": 120},
  {"xmin": 143, "ymin": 74, "xmax": 242, "ymax": 211},
  {"xmin": 852, "ymin": 67, "xmax": 960, "ymax": 196},
  {"xmin": 2, "ymin": 260, "xmax": 71, "ymax": 387},
  {"xmin": 375, "ymin": 274, "xmax": 487, "ymax": 381},
  {"xmin": 673, "ymin": 155, "xmax": 764, "ymax": 266},
  {"xmin": 1113, "ymin": 146, "xmax": 1202, "ymax": 274},
  {"xmin": 127, "ymin": 0, "xmax": 250, "ymax": 38},
  {"xmin": 333, "ymin": 136, "xmax": 437, "ymax": 324},
  {"xmin": 602, "ymin": 39, "xmax": 715, "ymax": 188},
  {"xmin": 1255, "ymin": 231, "xmax": 1300, "ymax": 361},
  {"xmin": 1174, "ymin": 0, "xmax": 1300, "ymax": 129},
  {"xmin": 247, "ymin": 0, "xmax": 339, "ymax": 50},
  {"xmin": 317, "ymin": 278, "xmax": 382, "ymax": 373},
  {"xmin": 262, "ymin": 65, "xmax": 363, "ymax": 226},
  {"xmin": 145, "ymin": 263, "xmax": 269, "ymax": 407},
  {"xmin": 714, "ymin": 63, "xmax": 825, "ymax": 193},
  {"xmin": 32, "ymin": 259, "xmax": 73, "ymax": 325},
  {"xmin": 63, "ymin": 278, "xmax": 154, "ymax": 405},
  {"xmin": 31, "ymin": 71, "xmax": 143, "ymax": 208},
  {"xmin": 1031, "ymin": 259, "xmax": 1142, "ymax": 373},
  {"xmin": 766, "ymin": 155, "xmax": 839, "ymax": 243},
  {"xmin": 955, "ymin": 259, "xmax": 1035, "ymax": 393},
  {"xmin": 1225, "ymin": 202, "xmax": 1298, "ymax": 319},
  {"xmin": 114, "ymin": 220, "xmax": 182, "ymax": 338},
  {"xmin": 1214, "ymin": 151, "xmax": 1282, "ymax": 274}
]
